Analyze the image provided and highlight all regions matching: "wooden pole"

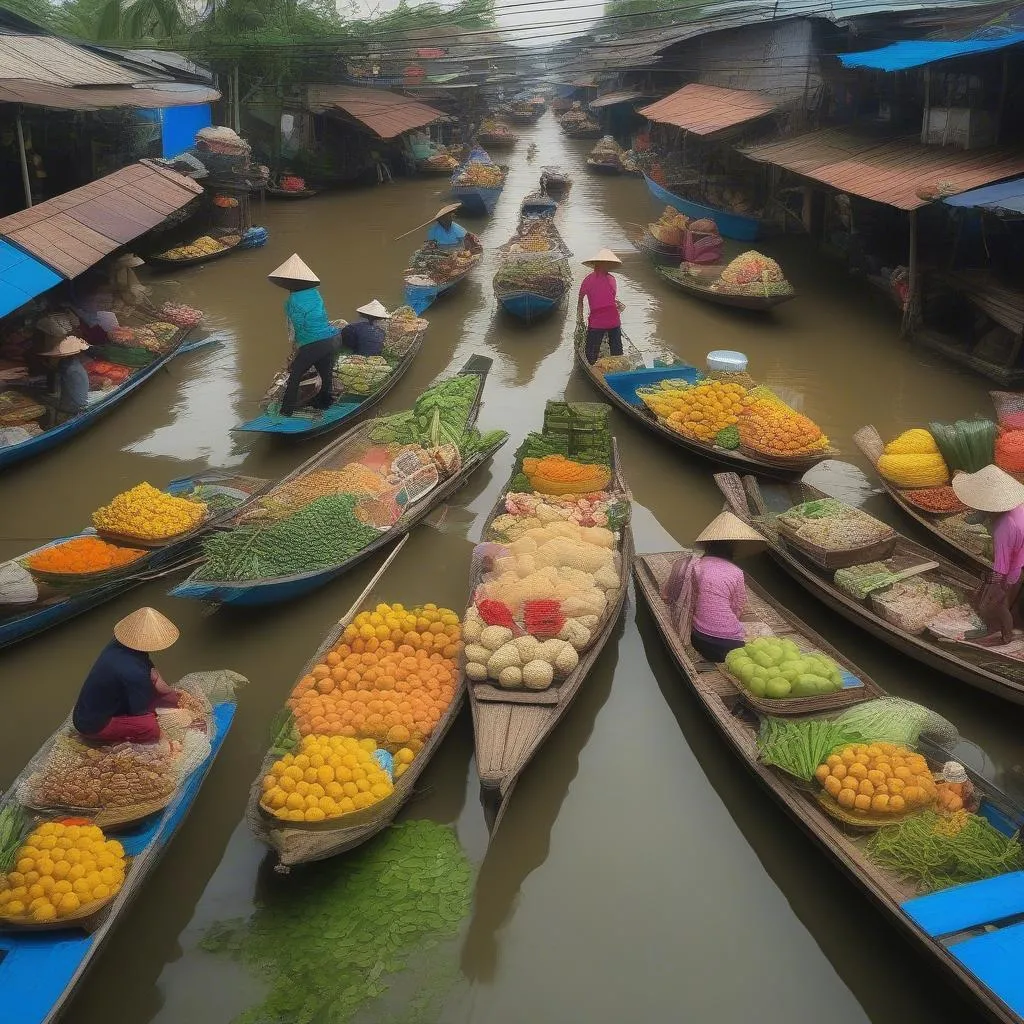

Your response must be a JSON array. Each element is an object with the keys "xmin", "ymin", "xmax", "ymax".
[
  {"xmin": 337, "ymin": 533, "xmax": 409, "ymax": 626},
  {"xmin": 233, "ymin": 64, "xmax": 241, "ymax": 133},
  {"xmin": 902, "ymin": 209, "xmax": 918, "ymax": 337},
  {"xmin": 15, "ymin": 111, "xmax": 31, "ymax": 209}
]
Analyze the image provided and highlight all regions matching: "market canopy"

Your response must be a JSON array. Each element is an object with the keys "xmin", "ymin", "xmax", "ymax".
[
  {"xmin": 0, "ymin": 239, "xmax": 62, "ymax": 318},
  {"xmin": 740, "ymin": 127, "xmax": 1024, "ymax": 210},
  {"xmin": 0, "ymin": 81, "xmax": 220, "ymax": 110},
  {"xmin": 944, "ymin": 176, "xmax": 1024, "ymax": 214},
  {"xmin": 305, "ymin": 85, "xmax": 444, "ymax": 138},
  {"xmin": 839, "ymin": 31, "xmax": 1024, "ymax": 71},
  {"xmin": 0, "ymin": 161, "xmax": 202, "ymax": 279},
  {"xmin": 638, "ymin": 84, "xmax": 780, "ymax": 136},
  {"xmin": 589, "ymin": 90, "xmax": 647, "ymax": 109}
]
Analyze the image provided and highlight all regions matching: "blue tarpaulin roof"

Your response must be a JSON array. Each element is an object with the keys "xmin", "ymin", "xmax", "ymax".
[
  {"xmin": 0, "ymin": 239, "xmax": 62, "ymax": 317},
  {"xmin": 840, "ymin": 31, "xmax": 1024, "ymax": 71},
  {"xmin": 945, "ymin": 176, "xmax": 1024, "ymax": 214}
]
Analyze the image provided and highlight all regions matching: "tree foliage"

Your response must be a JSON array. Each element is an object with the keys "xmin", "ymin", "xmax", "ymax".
[{"xmin": 601, "ymin": 0, "xmax": 706, "ymax": 31}]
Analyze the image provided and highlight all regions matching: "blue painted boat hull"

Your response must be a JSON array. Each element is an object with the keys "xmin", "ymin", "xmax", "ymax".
[
  {"xmin": 403, "ymin": 278, "xmax": 457, "ymax": 315},
  {"xmin": 170, "ymin": 563, "xmax": 348, "ymax": 606},
  {"xmin": 0, "ymin": 333, "xmax": 199, "ymax": 471},
  {"xmin": 643, "ymin": 174, "xmax": 760, "ymax": 241},
  {"xmin": 234, "ymin": 400, "xmax": 363, "ymax": 437},
  {"xmin": 521, "ymin": 200, "xmax": 557, "ymax": 218},
  {"xmin": 451, "ymin": 185, "xmax": 503, "ymax": 216},
  {"xmin": 0, "ymin": 700, "xmax": 235, "ymax": 1024},
  {"xmin": 498, "ymin": 291, "xmax": 564, "ymax": 322}
]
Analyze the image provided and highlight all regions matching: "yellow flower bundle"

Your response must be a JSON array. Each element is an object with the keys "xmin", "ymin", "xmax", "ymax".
[
  {"xmin": 877, "ymin": 429, "xmax": 949, "ymax": 487},
  {"xmin": 92, "ymin": 482, "xmax": 206, "ymax": 541}
]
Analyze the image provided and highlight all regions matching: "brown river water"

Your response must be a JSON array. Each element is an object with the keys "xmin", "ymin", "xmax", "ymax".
[{"xmin": 3, "ymin": 114, "xmax": 1024, "ymax": 1024}]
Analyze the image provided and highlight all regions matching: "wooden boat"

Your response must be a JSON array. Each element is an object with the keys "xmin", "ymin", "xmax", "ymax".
[
  {"xmin": 172, "ymin": 356, "xmax": 507, "ymax": 607},
  {"xmin": 627, "ymin": 223, "xmax": 681, "ymax": 267},
  {"xmin": 469, "ymin": 434, "xmax": 633, "ymax": 830},
  {"xmin": 477, "ymin": 131, "xmax": 517, "ymax": 149},
  {"xmin": 0, "ymin": 673, "xmax": 241, "ymax": 1024},
  {"xmin": 235, "ymin": 319, "xmax": 427, "ymax": 438},
  {"xmin": 586, "ymin": 158, "xmax": 621, "ymax": 175},
  {"xmin": 715, "ymin": 471, "xmax": 1024, "ymax": 707},
  {"xmin": 573, "ymin": 333, "xmax": 832, "ymax": 479},
  {"xmin": 496, "ymin": 290, "xmax": 565, "ymax": 323},
  {"xmin": 0, "ymin": 332, "xmax": 211, "ymax": 472},
  {"xmin": 265, "ymin": 186, "xmax": 318, "ymax": 199},
  {"xmin": 520, "ymin": 192, "xmax": 557, "ymax": 218},
  {"xmin": 561, "ymin": 123, "xmax": 602, "ymax": 139},
  {"xmin": 403, "ymin": 250, "xmax": 481, "ymax": 315},
  {"xmin": 0, "ymin": 471, "xmax": 268, "ymax": 649},
  {"xmin": 244, "ymin": 540, "xmax": 466, "ymax": 868},
  {"xmin": 145, "ymin": 237, "xmax": 241, "ymax": 270},
  {"xmin": 450, "ymin": 180, "xmax": 505, "ymax": 216},
  {"xmin": 539, "ymin": 166, "xmax": 571, "ymax": 193},
  {"xmin": 635, "ymin": 550, "xmax": 1024, "ymax": 1024},
  {"xmin": 643, "ymin": 174, "xmax": 761, "ymax": 242},
  {"xmin": 854, "ymin": 425, "xmax": 992, "ymax": 575},
  {"xmin": 504, "ymin": 106, "xmax": 543, "ymax": 124},
  {"xmin": 655, "ymin": 265, "xmax": 796, "ymax": 311}
]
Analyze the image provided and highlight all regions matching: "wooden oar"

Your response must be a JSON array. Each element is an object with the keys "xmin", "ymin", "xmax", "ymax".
[
  {"xmin": 394, "ymin": 215, "xmax": 445, "ymax": 243},
  {"xmin": 337, "ymin": 533, "xmax": 409, "ymax": 626}
]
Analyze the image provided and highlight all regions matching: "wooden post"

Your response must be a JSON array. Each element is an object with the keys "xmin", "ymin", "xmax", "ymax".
[
  {"xmin": 902, "ymin": 209, "xmax": 918, "ymax": 337},
  {"xmin": 998, "ymin": 52, "xmax": 1009, "ymax": 144},
  {"xmin": 233, "ymin": 64, "xmax": 241, "ymax": 132},
  {"xmin": 921, "ymin": 68, "xmax": 931, "ymax": 144},
  {"xmin": 15, "ymin": 111, "xmax": 31, "ymax": 209}
]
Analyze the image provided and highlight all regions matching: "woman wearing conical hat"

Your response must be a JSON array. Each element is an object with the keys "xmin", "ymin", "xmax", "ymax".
[
  {"xmin": 268, "ymin": 254, "xmax": 341, "ymax": 418},
  {"xmin": 339, "ymin": 299, "xmax": 391, "ymax": 357},
  {"xmin": 952, "ymin": 465, "xmax": 1024, "ymax": 644},
  {"xmin": 426, "ymin": 203, "xmax": 481, "ymax": 253},
  {"xmin": 72, "ymin": 608, "xmax": 181, "ymax": 744},
  {"xmin": 40, "ymin": 334, "xmax": 91, "ymax": 424},
  {"xmin": 577, "ymin": 248, "xmax": 625, "ymax": 364},
  {"xmin": 660, "ymin": 512, "xmax": 765, "ymax": 663}
]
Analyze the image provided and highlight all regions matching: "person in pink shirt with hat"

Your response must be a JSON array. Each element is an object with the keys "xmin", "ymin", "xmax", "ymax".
[{"xmin": 577, "ymin": 248, "xmax": 625, "ymax": 363}]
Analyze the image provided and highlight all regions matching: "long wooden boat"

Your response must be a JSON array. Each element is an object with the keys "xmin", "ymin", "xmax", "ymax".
[
  {"xmin": 854, "ymin": 424, "xmax": 992, "ymax": 575},
  {"xmin": 635, "ymin": 550, "xmax": 1024, "ymax": 1024},
  {"xmin": 539, "ymin": 166, "xmax": 571, "ymax": 193},
  {"xmin": 627, "ymin": 223, "xmax": 680, "ymax": 267},
  {"xmin": 244, "ymin": 545, "xmax": 466, "ymax": 867},
  {"xmin": 403, "ymin": 252, "xmax": 481, "ymax": 315},
  {"xmin": 586, "ymin": 158, "xmax": 621, "ymax": 175},
  {"xmin": 496, "ymin": 290, "xmax": 566, "ymax": 323},
  {"xmin": 469, "ymin": 434, "xmax": 633, "ymax": 830},
  {"xmin": 504, "ymin": 107, "xmax": 543, "ymax": 124},
  {"xmin": 172, "ymin": 356, "xmax": 507, "ymax": 607},
  {"xmin": 0, "ymin": 471, "xmax": 269, "ymax": 649},
  {"xmin": 573, "ymin": 332, "xmax": 831, "ymax": 479},
  {"xmin": 265, "ymin": 186, "xmax": 318, "ymax": 199},
  {"xmin": 477, "ymin": 131, "xmax": 517, "ymax": 149},
  {"xmin": 520, "ymin": 192, "xmax": 557, "ymax": 218},
  {"xmin": 235, "ymin": 319, "xmax": 428, "ymax": 438},
  {"xmin": 715, "ymin": 471, "xmax": 1024, "ymax": 707},
  {"xmin": 0, "ymin": 673, "xmax": 241, "ymax": 1024},
  {"xmin": 0, "ymin": 331, "xmax": 211, "ymax": 472},
  {"xmin": 145, "ymin": 238, "xmax": 241, "ymax": 270},
  {"xmin": 655, "ymin": 265, "xmax": 796, "ymax": 311},
  {"xmin": 450, "ymin": 181, "xmax": 505, "ymax": 216},
  {"xmin": 643, "ymin": 174, "xmax": 761, "ymax": 242},
  {"xmin": 561, "ymin": 123, "xmax": 602, "ymax": 139}
]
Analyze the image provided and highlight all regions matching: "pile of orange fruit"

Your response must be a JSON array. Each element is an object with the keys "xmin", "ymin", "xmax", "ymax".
[
  {"xmin": 638, "ymin": 380, "xmax": 747, "ymax": 444},
  {"xmin": 739, "ymin": 397, "xmax": 829, "ymax": 457},
  {"xmin": 288, "ymin": 602, "xmax": 461, "ymax": 750},
  {"xmin": 815, "ymin": 742, "xmax": 937, "ymax": 817}
]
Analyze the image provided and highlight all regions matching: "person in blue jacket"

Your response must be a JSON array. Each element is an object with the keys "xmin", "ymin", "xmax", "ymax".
[
  {"xmin": 268, "ymin": 253, "xmax": 340, "ymax": 416},
  {"xmin": 426, "ymin": 203, "xmax": 480, "ymax": 253},
  {"xmin": 339, "ymin": 300, "xmax": 391, "ymax": 357}
]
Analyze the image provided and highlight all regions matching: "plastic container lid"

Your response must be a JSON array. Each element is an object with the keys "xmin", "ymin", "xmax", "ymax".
[{"xmin": 707, "ymin": 350, "xmax": 748, "ymax": 372}]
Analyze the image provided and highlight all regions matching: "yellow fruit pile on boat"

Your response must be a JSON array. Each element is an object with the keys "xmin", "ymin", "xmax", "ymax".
[
  {"xmin": 455, "ymin": 162, "xmax": 504, "ymax": 188},
  {"xmin": 155, "ymin": 235, "xmax": 226, "ymax": 260},
  {"xmin": 648, "ymin": 206, "xmax": 689, "ymax": 245},
  {"xmin": 877, "ymin": 429, "xmax": 950, "ymax": 487},
  {"xmin": 0, "ymin": 822, "xmax": 126, "ymax": 923},
  {"xmin": 739, "ymin": 397, "xmax": 830, "ymax": 457},
  {"xmin": 260, "ymin": 735, "xmax": 394, "ymax": 822},
  {"xmin": 639, "ymin": 379, "xmax": 746, "ymax": 443},
  {"xmin": 92, "ymin": 482, "xmax": 206, "ymax": 541},
  {"xmin": 816, "ymin": 742, "xmax": 937, "ymax": 817},
  {"xmin": 523, "ymin": 454, "xmax": 611, "ymax": 495}
]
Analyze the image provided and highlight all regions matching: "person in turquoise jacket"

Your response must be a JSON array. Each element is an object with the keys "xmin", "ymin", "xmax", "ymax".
[{"xmin": 268, "ymin": 253, "xmax": 340, "ymax": 416}]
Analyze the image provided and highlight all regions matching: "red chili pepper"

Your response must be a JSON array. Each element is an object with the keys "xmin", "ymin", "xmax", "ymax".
[
  {"xmin": 477, "ymin": 599, "xmax": 516, "ymax": 629},
  {"xmin": 523, "ymin": 599, "xmax": 565, "ymax": 638}
]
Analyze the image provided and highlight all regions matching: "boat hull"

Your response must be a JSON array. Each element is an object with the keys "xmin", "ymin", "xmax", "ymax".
[
  {"xmin": 643, "ymin": 174, "xmax": 760, "ymax": 241},
  {"xmin": 451, "ymin": 184, "xmax": 503, "ymax": 216},
  {"xmin": 587, "ymin": 160, "xmax": 621, "ymax": 175},
  {"xmin": 265, "ymin": 187, "xmax": 317, "ymax": 199},
  {"xmin": 655, "ymin": 267, "xmax": 795, "ymax": 310},
  {"xmin": 498, "ymin": 290, "xmax": 564, "ymax": 322},
  {"xmin": 521, "ymin": 199, "xmax": 557, "ymax": 218}
]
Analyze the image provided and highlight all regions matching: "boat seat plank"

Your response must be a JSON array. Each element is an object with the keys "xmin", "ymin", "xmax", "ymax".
[
  {"xmin": 948, "ymin": 918, "xmax": 1024, "ymax": 1015},
  {"xmin": 501, "ymin": 705, "xmax": 552, "ymax": 773},
  {"xmin": 902, "ymin": 872, "xmax": 1024, "ymax": 938},
  {"xmin": 473, "ymin": 683, "xmax": 561, "ymax": 705},
  {"xmin": 475, "ymin": 703, "xmax": 512, "ymax": 778}
]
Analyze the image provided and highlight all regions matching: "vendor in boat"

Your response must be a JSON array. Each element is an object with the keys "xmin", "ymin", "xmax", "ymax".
[
  {"xmin": 660, "ymin": 511, "xmax": 765, "ymax": 663},
  {"xmin": 268, "ymin": 253, "xmax": 340, "ymax": 418},
  {"xmin": 951, "ymin": 465, "xmax": 1024, "ymax": 645},
  {"xmin": 41, "ymin": 335, "xmax": 91, "ymax": 424},
  {"xmin": 578, "ymin": 248, "xmax": 625, "ymax": 364},
  {"xmin": 427, "ymin": 204, "xmax": 481, "ymax": 253},
  {"xmin": 29, "ymin": 311, "xmax": 80, "ymax": 376},
  {"xmin": 339, "ymin": 300, "xmax": 390, "ymax": 357},
  {"xmin": 107, "ymin": 253, "xmax": 148, "ymax": 309},
  {"xmin": 72, "ymin": 607, "xmax": 181, "ymax": 744},
  {"xmin": 70, "ymin": 272, "xmax": 119, "ymax": 346}
]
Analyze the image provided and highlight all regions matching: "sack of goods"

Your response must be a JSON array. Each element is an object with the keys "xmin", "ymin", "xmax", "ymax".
[
  {"xmin": 648, "ymin": 206, "xmax": 689, "ymax": 246},
  {"xmin": 775, "ymin": 498, "xmax": 895, "ymax": 553},
  {"xmin": 493, "ymin": 254, "xmax": 571, "ymax": 300},
  {"xmin": 715, "ymin": 251, "xmax": 792, "ymax": 296}
]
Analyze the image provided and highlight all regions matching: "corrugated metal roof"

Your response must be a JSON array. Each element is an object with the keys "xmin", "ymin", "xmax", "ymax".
[
  {"xmin": 305, "ymin": 85, "xmax": 444, "ymax": 138},
  {"xmin": 0, "ymin": 162, "xmax": 202, "ymax": 279},
  {"xmin": 639, "ymin": 84, "xmax": 779, "ymax": 135},
  {"xmin": 741, "ymin": 127, "xmax": 1024, "ymax": 210},
  {"xmin": 840, "ymin": 31, "xmax": 1024, "ymax": 70},
  {"xmin": 944, "ymin": 175, "xmax": 1024, "ymax": 213},
  {"xmin": 0, "ymin": 33, "xmax": 141, "ymax": 86},
  {"xmin": 0, "ymin": 239, "xmax": 62, "ymax": 317},
  {"xmin": 0, "ymin": 81, "xmax": 219, "ymax": 110},
  {"xmin": 589, "ymin": 89, "xmax": 647, "ymax": 109}
]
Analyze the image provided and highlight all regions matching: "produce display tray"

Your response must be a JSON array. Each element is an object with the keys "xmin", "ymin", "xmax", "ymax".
[
  {"xmin": 22, "ymin": 792, "xmax": 173, "ymax": 829},
  {"xmin": 776, "ymin": 519, "xmax": 897, "ymax": 570},
  {"xmin": 815, "ymin": 791, "xmax": 927, "ymax": 831},
  {"xmin": 719, "ymin": 665, "xmax": 876, "ymax": 716},
  {"xmin": 96, "ymin": 514, "xmax": 211, "ymax": 550}
]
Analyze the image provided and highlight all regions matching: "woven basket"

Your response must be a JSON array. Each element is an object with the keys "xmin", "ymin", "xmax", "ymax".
[
  {"xmin": 899, "ymin": 487, "xmax": 968, "ymax": 516},
  {"xmin": 96, "ymin": 514, "xmax": 210, "ymax": 550},
  {"xmin": 737, "ymin": 443, "xmax": 836, "ymax": 468},
  {"xmin": 0, "ymin": 871, "xmax": 127, "ymax": 932},
  {"xmin": 776, "ymin": 518, "xmax": 897, "ymax": 570},
  {"xmin": 26, "ymin": 554, "xmax": 149, "ymax": 589},
  {"xmin": 719, "ymin": 665, "xmax": 874, "ymax": 715},
  {"xmin": 24, "ymin": 792, "xmax": 173, "ymax": 829},
  {"xmin": 816, "ymin": 791, "xmax": 926, "ymax": 831}
]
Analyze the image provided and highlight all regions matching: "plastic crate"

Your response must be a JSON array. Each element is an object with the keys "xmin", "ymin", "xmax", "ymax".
[{"xmin": 603, "ymin": 365, "xmax": 700, "ymax": 406}]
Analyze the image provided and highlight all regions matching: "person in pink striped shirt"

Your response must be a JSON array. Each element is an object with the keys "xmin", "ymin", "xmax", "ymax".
[
  {"xmin": 577, "ymin": 248, "xmax": 625, "ymax": 363},
  {"xmin": 660, "ymin": 512, "xmax": 765, "ymax": 662}
]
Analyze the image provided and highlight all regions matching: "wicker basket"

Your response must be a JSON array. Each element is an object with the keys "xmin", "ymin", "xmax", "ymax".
[
  {"xmin": 776, "ymin": 518, "xmax": 897, "ymax": 570},
  {"xmin": 815, "ymin": 791, "xmax": 925, "ymax": 831},
  {"xmin": 23, "ymin": 792, "xmax": 173, "ymax": 829},
  {"xmin": 737, "ymin": 443, "xmax": 835, "ymax": 468},
  {"xmin": 718, "ymin": 665, "xmax": 876, "ymax": 715},
  {"xmin": 96, "ymin": 514, "xmax": 210, "ymax": 550},
  {"xmin": 869, "ymin": 586, "xmax": 946, "ymax": 635},
  {"xmin": 898, "ymin": 487, "xmax": 968, "ymax": 516}
]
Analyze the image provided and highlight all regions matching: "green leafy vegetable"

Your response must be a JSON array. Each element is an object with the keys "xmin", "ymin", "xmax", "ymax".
[
  {"xmin": 756, "ymin": 717, "xmax": 862, "ymax": 781},
  {"xmin": 928, "ymin": 419, "xmax": 996, "ymax": 474}
]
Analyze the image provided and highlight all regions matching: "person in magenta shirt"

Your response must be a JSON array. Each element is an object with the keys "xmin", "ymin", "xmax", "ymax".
[
  {"xmin": 659, "ymin": 511, "xmax": 765, "ymax": 662},
  {"xmin": 577, "ymin": 248, "xmax": 625, "ymax": 364},
  {"xmin": 952, "ymin": 465, "xmax": 1024, "ymax": 644}
]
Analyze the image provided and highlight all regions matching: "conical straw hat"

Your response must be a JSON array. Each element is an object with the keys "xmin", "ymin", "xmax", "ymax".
[
  {"xmin": 355, "ymin": 299, "xmax": 391, "ymax": 319},
  {"xmin": 268, "ymin": 254, "xmax": 319, "ymax": 284},
  {"xmin": 41, "ymin": 336, "xmax": 89, "ymax": 358},
  {"xmin": 582, "ymin": 248, "xmax": 622, "ymax": 267},
  {"xmin": 434, "ymin": 202, "xmax": 462, "ymax": 219},
  {"xmin": 114, "ymin": 607, "xmax": 180, "ymax": 652},
  {"xmin": 695, "ymin": 511, "xmax": 764, "ymax": 546},
  {"xmin": 951, "ymin": 464, "xmax": 1024, "ymax": 513}
]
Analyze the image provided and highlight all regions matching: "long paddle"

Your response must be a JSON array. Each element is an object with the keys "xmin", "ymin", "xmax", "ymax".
[
  {"xmin": 337, "ymin": 532, "xmax": 410, "ymax": 626},
  {"xmin": 393, "ymin": 215, "xmax": 445, "ymax": 243}
]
